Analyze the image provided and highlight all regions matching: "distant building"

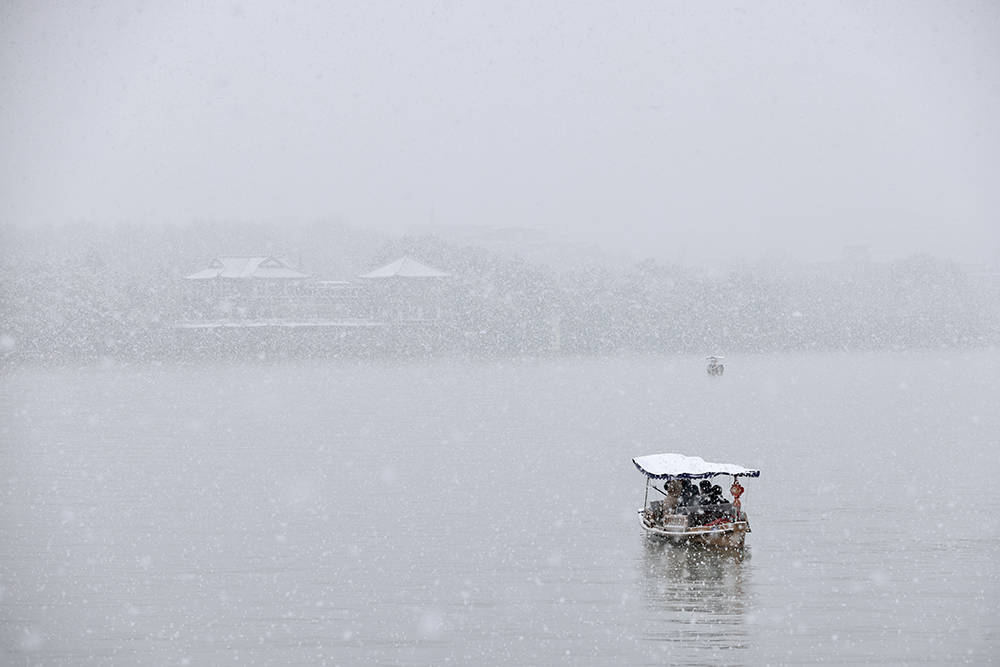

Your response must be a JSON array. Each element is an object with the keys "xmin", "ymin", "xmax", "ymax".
[
  {"xmin": 359, "ymin": 255, "xmax": 451, "ymax": 324},
  {"xmin": 184, "ymin": 256, "xmax": 310, "ymax": 281},
  {"xmin": 358, "ymin": 256, "xmax": 451, "ymax": 279},
  {"xmin": 183, "ymin": 256, "xmax": 310, "ymax": 320},
  {"xmin": 177, "ymin": 255, "xmax": 454, "ymax": 353}
]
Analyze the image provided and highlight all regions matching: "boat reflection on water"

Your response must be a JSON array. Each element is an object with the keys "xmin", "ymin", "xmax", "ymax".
[{"xmin": 638, "ymin": 537, "xmax": 751, "ymax": 657}]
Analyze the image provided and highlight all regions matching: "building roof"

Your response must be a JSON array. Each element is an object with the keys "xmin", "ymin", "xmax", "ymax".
[
  {"xmin": 359, "ymin": 256, "xmax": 450, "ymax": 279},
  {"xmin": 185, "ymin": 256, "xmax": 309, "ymax": 280}
]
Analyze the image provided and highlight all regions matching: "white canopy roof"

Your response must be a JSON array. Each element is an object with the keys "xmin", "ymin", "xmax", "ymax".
[{"xmin": 632, "ymin": 453, "xmax": 760, "ymax": 480}]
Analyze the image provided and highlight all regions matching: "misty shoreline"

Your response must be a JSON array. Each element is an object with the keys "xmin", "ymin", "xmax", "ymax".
[
  {"xmin": 4, "ymin": 347, "xmax": 1000, "ymax": 377},
  {"xmin": 2, "ymin": 222, "xmax": 998, "ymax": 365}
]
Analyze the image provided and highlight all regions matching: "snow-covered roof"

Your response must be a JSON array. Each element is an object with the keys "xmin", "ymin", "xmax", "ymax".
[
  {"xmin": 185, "ymin": 256, "xmax": 309, "ymax": 280},
  {"xmin": 632, "ymin": 453, "xmax": 760, "ymax": 480},
  {"xmin": 359, "ymin": 256, "xmax": 450, "ymax": 279}
]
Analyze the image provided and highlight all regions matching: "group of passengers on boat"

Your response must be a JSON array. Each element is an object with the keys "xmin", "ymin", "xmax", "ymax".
[{"xmin": 646, "ymin": 479, "xmax": 737, "ymax": 527}]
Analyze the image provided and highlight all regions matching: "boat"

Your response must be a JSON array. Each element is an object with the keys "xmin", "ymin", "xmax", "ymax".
[
  {"xmin": 633, "ymin": 453, "xmax": 759, "ymax": 548},
  {"xmin": 706, "ymin": 355, "xmax": 725, "ymax": 376}
]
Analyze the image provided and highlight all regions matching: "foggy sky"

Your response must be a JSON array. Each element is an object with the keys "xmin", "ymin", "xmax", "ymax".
[{"xmin": 2, "ymin": 1, "xmax": 998, "ymax": 264}]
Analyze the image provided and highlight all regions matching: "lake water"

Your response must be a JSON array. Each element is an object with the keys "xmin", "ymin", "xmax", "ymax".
[{"xmin": 2, "ymin": 350, "xmax": 999, "ymax": 664}]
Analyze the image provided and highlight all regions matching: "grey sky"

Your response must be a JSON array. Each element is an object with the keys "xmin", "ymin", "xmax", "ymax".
[{"xmin": 2, "ymin": 1, "xmax": 998, "ymax": 263}]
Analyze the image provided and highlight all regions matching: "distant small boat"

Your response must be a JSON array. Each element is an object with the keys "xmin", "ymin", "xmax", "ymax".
[
  {"xmin": 706, "ymin": 355, "xmax": 725, "ymax": 376},
  {"xmin": 633, "ymin": 453, "xmax": 759, "ymax": 548}
]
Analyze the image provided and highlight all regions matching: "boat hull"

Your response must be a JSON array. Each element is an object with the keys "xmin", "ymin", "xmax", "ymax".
[{"xmin": 640, "ymin": 519, "xmax": 749, "ymax": 548}]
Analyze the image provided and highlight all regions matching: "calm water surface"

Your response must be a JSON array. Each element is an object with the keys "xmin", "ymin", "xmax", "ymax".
[{"xmin": 2, "ymin": 351, "xmax": 999, "ymax": 664}]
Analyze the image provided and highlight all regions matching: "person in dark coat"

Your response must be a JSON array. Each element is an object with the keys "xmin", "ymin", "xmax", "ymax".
[
  {"xmin": 685, "ymin": 481, "xmax": 706, "ymax": 523},
  {"xmin": 699, "ymin": 480, "xmax": 724, "ymax": 505},
  {"xmin": 698, "ymin": 480, "xmax": 726, "ymax": 521},
  {"xmin": 678, "ymin": 479, "xmax": 696, "ymax": 507}
]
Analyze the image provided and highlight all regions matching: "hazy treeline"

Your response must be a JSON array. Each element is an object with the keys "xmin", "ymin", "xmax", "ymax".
[
  {"xmin": 556, "ymin": 254, "xmax": 998, "ymax": 353},
  {"xmin": 1, "ymin": 222, "xmax": 997, "ymax": 362},
  {"xmin": 380, "ymin": 235, "xmax": 999, "ymax": 354}
]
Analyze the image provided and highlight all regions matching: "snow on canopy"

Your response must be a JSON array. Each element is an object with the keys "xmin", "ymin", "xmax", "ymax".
[
  {"xmin": 359, "ymin": 256, "xmax": 451, "ymax": 279},
  {"xmin": 185, "ymin": 256, "xmax": 308, "ymax": 280},
  {"xmin": 632, "ymin": 453, "xmax": 760, "ymax": 480}
]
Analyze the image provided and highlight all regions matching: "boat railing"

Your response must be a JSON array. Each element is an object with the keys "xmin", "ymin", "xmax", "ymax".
[{"xmin": 644, "ymin": 501, "xmax": 746, "ymax": 527}]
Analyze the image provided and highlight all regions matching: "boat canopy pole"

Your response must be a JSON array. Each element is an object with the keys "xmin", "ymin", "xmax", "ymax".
[{"xmin": 643, "ymin": 477, "xmax": 649, "ymax": 507}]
